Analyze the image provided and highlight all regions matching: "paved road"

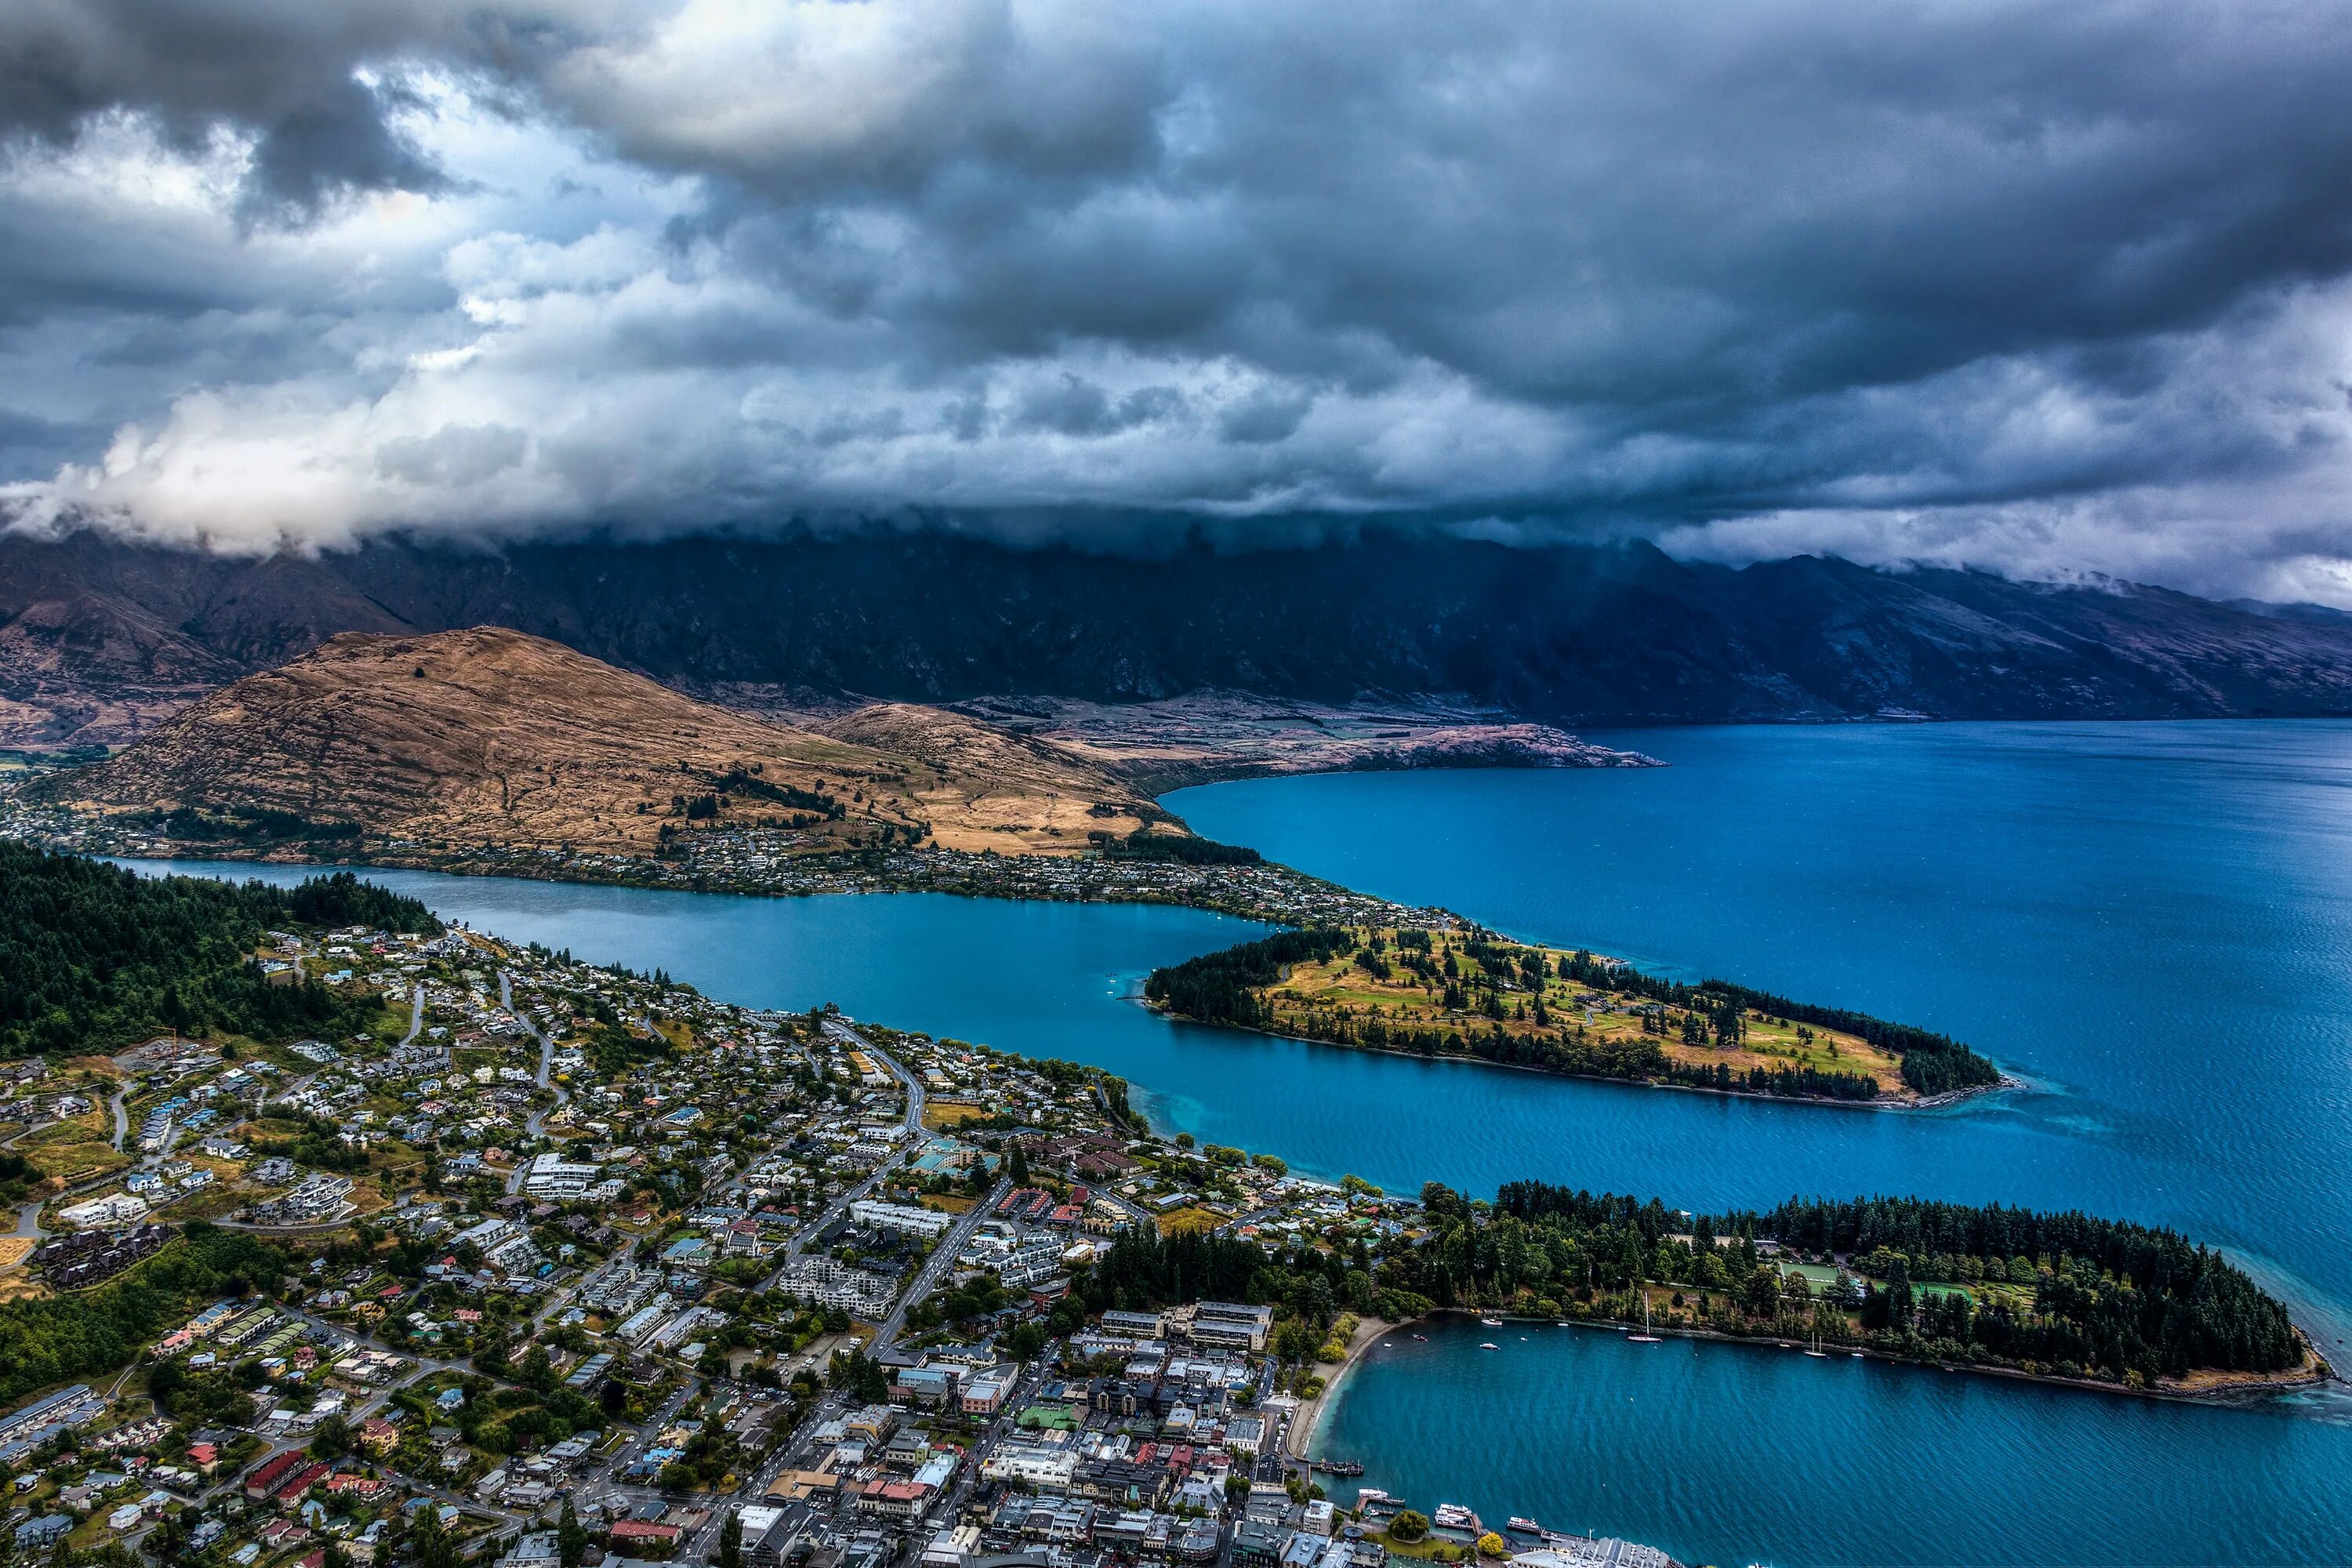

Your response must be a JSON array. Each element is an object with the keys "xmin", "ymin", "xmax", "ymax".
[
  {"xmin": 871, "ymin": 1175, "xmax": 1012, "ymax": 1352},
  {"xmin": 824, "ymin": 1017, "xmax": 927, "ymax": 1136},
  {"xmin": 503, "ymin": 969, "xmax": 572, "ymax": 1192},
  {"xmin": 759, "ymin": 1021, "xmax": 927, "ymax": 1290},
  {"xmin": 107, "ymin": 1087, "xmax": 129, "ymax": 1152},
  {"xmin": 399, "ymin": 984, "xmax": 426, "ymax": 1046},
  {"xmin": 4, "ymin": 1116, "xmax": 53, "ymax": 1240}
]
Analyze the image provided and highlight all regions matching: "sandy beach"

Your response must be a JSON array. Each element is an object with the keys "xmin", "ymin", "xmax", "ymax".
[{"xmin": 1283, "ymin": 1315, "xmax": 1392, "ymax": 1461}]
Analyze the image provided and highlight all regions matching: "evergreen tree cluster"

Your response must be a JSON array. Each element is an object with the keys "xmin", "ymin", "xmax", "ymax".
[
  {"xmin": 1396, "ymin": 1181, "xmax": 2304, "ymax": 1385},
  {"xmin": 0, "ymin": 846, "xmax": 439, "ymax": 1059},
  {"xmin": 1762, "ymin": 1195, "xmax": 2302, "ymax": 1377},
  {"xmin": 1142, "ymin": 928, "xmax": 1354, "ymax": 1024},
  {"xmin": 1073, "ymin": 1228, "xmax": 1394, "ymax": 1330},
  {"xmin": 1077, "ymin": 1229, "xmax": 1266, "ymax": 1310},
  {"xmin": 147, "ymin": 805, "xmax": 363, "ymax": 844},
  {"xmin": 710, "ymin": 768, "xmax": 844, "ymax": 817},
  {"xmin": 1102, "ymin": 832, "xmax": 1264, "ymax": 866}
]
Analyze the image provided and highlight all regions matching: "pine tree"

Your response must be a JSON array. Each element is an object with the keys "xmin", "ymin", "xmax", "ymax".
[{"xmin": 558, "ymin": 1501, "xmax": 586, "ymax": 1568}]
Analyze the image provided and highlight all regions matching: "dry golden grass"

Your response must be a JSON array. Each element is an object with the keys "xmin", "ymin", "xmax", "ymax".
[
  {"xmin": 1157, "ymin": 1207, "xmax": 1224, "ymax": 1237},
  {"xmin": 0, "ymin": 1237, "xmax": 34, "ymax": 1269},
  {"xmin": 1272, "ymin": 928, "xmax": 1911, "ymax": 1094},
  {"xmin": 47, "ymin": 628, "xmax": 1152, "ymax": 862},
  {"xmin": 25, "ymin": 1113, "xmax": 129, "ymax": 1187},
  {"xmin": 817, "ymin": 702, "xmax": 1151, "ymax": 852}
]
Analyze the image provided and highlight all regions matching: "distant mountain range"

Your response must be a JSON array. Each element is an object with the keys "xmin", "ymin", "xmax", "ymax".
[{"xmin": 6, "ymin": 527, "xmax": 2352, "ymax": 748}]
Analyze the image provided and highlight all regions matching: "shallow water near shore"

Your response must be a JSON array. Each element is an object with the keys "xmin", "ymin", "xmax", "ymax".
[{"xmin": 111, "ymin": 717, "xmax": 2352, "ymax": 1563}]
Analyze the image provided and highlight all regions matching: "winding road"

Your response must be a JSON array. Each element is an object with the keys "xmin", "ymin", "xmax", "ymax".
[{"xmin": 499, "ymin": 969, "xmax": 573, "ymax": 1195}]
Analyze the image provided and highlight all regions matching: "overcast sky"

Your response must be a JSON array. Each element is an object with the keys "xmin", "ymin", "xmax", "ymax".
[{"xmin": 2, "ymin": 0, "xmax": 2350, "ymax": 601}]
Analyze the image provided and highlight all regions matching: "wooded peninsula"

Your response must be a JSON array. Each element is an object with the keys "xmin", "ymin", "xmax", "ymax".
[{"xmin": 1143, "ymin": 924, "xmax": 2005, "ymax": 1105}]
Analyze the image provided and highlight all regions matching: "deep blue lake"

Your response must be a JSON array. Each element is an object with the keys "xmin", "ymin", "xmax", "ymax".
[{"xmin": 116, "ymin": 717, "xmax": 2352, "ymax": 1564}]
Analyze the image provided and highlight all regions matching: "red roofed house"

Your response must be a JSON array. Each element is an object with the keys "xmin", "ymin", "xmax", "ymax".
[
  {"xmin": 243, "ymin": 1450, "xmax": 309, "ymax": 1502},
  {"xmin": 607, "ymin": 1521, "xmax": 681, "ymax": 1550},
  {"xmin": 275, "ymin": 1462, "xmax": 332, "ymax": 1508},
  {"xmin": 856, "ymin": 1480, "xmax": 928, "ymax": 1520}
]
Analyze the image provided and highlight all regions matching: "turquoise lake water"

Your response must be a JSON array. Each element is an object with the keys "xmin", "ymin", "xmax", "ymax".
[{"xmin": 115, "ymin": 717, "xmax": 2352, "ymax": 1564}]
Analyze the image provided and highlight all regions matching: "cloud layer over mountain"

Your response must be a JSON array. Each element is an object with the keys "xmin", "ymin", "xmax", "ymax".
[{"xmin": 2, "ymin": 0, "xmax": 2350, "ymax": 601}]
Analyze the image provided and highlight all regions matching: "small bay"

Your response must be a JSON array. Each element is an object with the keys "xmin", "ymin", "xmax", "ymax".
[{"xmin": 1314, "ymin": 1315, "xmax": 2352, "ymax": 1567}]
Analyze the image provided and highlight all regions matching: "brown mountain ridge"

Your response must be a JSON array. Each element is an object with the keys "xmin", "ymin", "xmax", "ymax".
[{"xmin": 33, "ymin": 627, "xmax": 1156, "ymax": 859}]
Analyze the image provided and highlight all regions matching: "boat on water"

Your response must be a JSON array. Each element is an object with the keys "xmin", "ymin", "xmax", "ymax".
[
  {"xmin": 1479, "ymin": 1341, "xmax": 1500, "ymax": 1350},
  {"xmin": 1507, "ymin": 1519, "xmax": 1543, "ymax": 1536},
  {"xmin": 1806, "ymin": 1329, "xmax": 1828, "ymax": 1358},
  {"xmin": 1479, "ymin": 1316, "xmax": 1505, "ymax": 1327},
  {"xmin": 1411, "ymin": 1333, "xmax": 1428, "ymax": 1341},
  {"xmin": 1628, "ymin": 1295, "xmax": 1661, "ymax": 1343}
]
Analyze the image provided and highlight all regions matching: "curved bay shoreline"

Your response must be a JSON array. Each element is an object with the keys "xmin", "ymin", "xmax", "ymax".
[{"xmin": 1295, "ymin": 1309, "xmax": 2333, "ymax": 1450}]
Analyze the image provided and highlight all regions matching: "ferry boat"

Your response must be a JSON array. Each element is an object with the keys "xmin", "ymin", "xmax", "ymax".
[
  {"xmin": 1506, "ymin": 1519, "xmax": 1543, "ymax": 1536},
  {"xmin": 1432, "ymin": 1505, "xmax": 1482, "ymax": 1537}
]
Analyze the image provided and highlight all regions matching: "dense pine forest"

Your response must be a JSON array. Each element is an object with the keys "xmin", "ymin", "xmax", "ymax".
[
  {"xmin": 0, "ymin": 844, "xmax": 440, "ymax": 1059},
  {"xmin": 1143, "ymin": 926, "xmax": 2001, "ymax": 1101}
]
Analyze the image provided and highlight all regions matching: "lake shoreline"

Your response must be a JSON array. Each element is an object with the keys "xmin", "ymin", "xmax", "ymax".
[
  {"xmin": 51, "ymin": 834, "xmax": 1424, "ymax": 929},
  {"xmin": 1310, "ymin": 1307, "xmax": 2336, "ymax": 1420},
  {"xmin": 1284, "ymin": 1315, "xmax": 1393, "ymax": 1462},
  {"xmin": 1144, "ymin": 1004, "xmax": 2020, "ymax": 1114}
]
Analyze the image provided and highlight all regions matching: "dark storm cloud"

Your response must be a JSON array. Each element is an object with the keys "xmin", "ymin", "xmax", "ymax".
[
  {"xmin": 0, "ymin": 1, "xmax": 487, "ymax": 225},
  {"xmin": 1, "ymin": 0, "xmax": 2350, "ymax": 599},
  {"xmin": 235, "ymin": 74, "xmax": 456, "ymax": 226}
]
